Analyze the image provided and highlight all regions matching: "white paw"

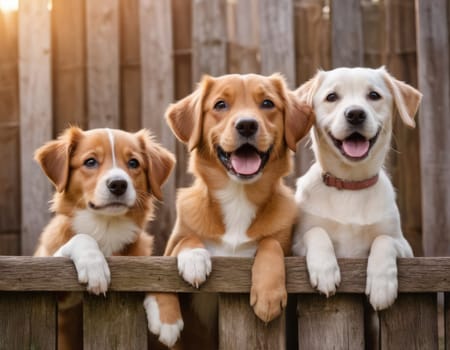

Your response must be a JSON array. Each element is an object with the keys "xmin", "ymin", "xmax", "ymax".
[
  {"xmin": 144, "ymin": 295, "xmax": 184, "ymax": 347},
  {"xmin": 306, "ymin": 251, "xmax": 341, "ymax": 297},
  {"xmin": 366, "ymin": 259, "xmax": 398, "ymax": 310},
  {"xmin": 74, "ymin": 249, "xmax": 111, "ymax": 295},
  {"xmin": 177, "ymin": 248, "xmax": 212, "ymax": 288}
]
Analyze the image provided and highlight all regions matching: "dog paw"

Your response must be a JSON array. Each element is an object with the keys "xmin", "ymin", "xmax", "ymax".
[
  {"xmin": 250, "ymin": 285, "xmax": 287, "ymax": 323},
  {"xmin": 366, "ymin": 260, "xmax": 398, "ymax": 310},
  {"xmin": 306, "ymin": 252, "xmax": 341, "ymax": 297},
  {"xmin": 74, "ymin": 249, "xmax": 111, "ymax": 295},
  {"xmin": 177, "ymin": 248, "xmax": 212, "ymax": 288},
  {"xmin": 144, "ymin": 295, "xmax": 184, "ymax": 347}
]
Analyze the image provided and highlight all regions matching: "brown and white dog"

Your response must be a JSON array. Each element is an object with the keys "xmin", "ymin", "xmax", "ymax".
[
  {"xmin": 293, "ymin": 67, "xmax": 422, "ymax": 310},
  {"xmin": 144, "ymin": 73, "xmax": 314, "ymax": 348},
  {"xmin": 34, "ymin": 127, "xmax": 175, "ymax": 349}
]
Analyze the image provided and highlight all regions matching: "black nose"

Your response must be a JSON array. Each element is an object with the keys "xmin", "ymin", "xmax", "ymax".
[
  {"xmin": 345, "ymin": 107, "xmax": 366, "ymax": 125},
  {"xmin": 107, "ymin": 179, "xmax": 128, "ymax": 196},
  {"xmin": 235, "ymin": 118, "xmax": 259, "ymax": 137}
]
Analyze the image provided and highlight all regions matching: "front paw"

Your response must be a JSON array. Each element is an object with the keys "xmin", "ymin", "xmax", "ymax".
[
  {"xmin": 144, "ymin": 294, "xmax": 184, "ymax": 348},
  {"xmin": 177, "ymin": 248, "xmax": 211, "ymax": 288},
  {"xmin": 306, "ymin": 252, "xmax": 341, "ymax": 297},
  {"xmin": 250, "ymin": 284, "xmax": 287, "ymax": 323},
  {"xmin": 74, "ymin": 250, "xmax": 110, "ymax": 295},
  {"xmin": 366, "ymin": 259, "xmax": 398, "ymax": 310}
]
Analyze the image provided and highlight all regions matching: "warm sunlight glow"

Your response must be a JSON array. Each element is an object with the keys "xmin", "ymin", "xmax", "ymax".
[{"xmin": 0, "ymin": 0, "xmax": 19, "ymax": 12}]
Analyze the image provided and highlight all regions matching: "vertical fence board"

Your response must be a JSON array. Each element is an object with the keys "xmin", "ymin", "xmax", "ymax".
[
  {"xmin": 416, "ymin": 0, "xmax": 450, "ymax": 256},
  {"xmin": 52, "ymin": 0, "xmax": 86, "ymax": 133},
  {"xmin": 120, "ymin": 0, "xmax": 141, "ymax": 132},
  {"xmin": 139, "ymin": 0, "xmax": 176, "ymax": 255},
  {"xmin": 19, "ymin": 0, "xmax": 53, "ymax": 255},
  {"xmin": 445, "ymin": 292, "xmax": 449, "ymax": 350},
  {"xmin": 331, "ymin": 0, "xmax": 363, "ymax": 67},
  {"xmin": 192, "ymin": 0, "xmax": 227, "ymax": 82},
  {"xmin": 380, "ymin": 293, "xmax": 438, "ymax": 349},
  {"xmin": 86, "ymin": 0, "xmax": 120, "ymax": 128},
  {"xmin": 219, "ymin": 293, "xmax": 286, "ymax": 350},
  {"xmin": 83, "ymin": 292, "xmax": 147, "ymax": 349},
  {"xmin": 0, "ymin": 292, "xmax": 56, "ymax": 349},
  {"xmin": 259, "ymin": 0, "xmax": 295, "ymax": 86},
  {"xmin": 297, "ymin": 294, "xmax": 365, "ymax": 349}
]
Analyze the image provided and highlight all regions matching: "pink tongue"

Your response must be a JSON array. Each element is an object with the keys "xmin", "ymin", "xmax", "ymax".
[
  {"xmin": 231, "ymin": 152, "xmax": 261, "ymax": 175},
  {"xmin": 342, "ymin": 139, "xmax": 370, "ymax": 158}
]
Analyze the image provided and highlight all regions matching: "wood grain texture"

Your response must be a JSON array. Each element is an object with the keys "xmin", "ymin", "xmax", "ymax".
[
  {"xmin": 1, "ymin": 257, "xmax": 450, "ymax": 293},
  {"xmin": 258, "ymin": 0, "xmax": 295, "ymax": 87},
  {"xmin": 83, "ymin": 292, "xmax": 147, "ymax": 350},
  {"xmin": 218, "ymin": 293, "xmax": 285, "ymax": 350},
  {"xmin": 331, "ymin": 0, "xmax": 363, "ymax": 67},
  {"xmin": 19, "ymin": 0, "xmax": 53, "ymax": 255},
  {"xmin": 416, "ymin": 0, "xmax": 450, "ymax": 256},
  {"xmin": 139, "ymin": 0, "xmax": 176, "ymax": 255},
  {"xmin": 0, "ymin": 292, "xmax": 56, "ymax": 349},
  {"xmin": 86, "ymin": 0, "xmax": 120, "ymax": 128},
  {"xmin": 192, "ymin": 0, "xmax": 227, "ymax": 82},
  {"xmin": 445, "ymin": 292, "xmax": 449, "ymax": 350},
  {"xmin": 379, "ymin": 293, "xmax": 438, "ymax": 349},
  {"xmin": 297, "ymin": 294, "xmax": 365, "ymax": 349}
]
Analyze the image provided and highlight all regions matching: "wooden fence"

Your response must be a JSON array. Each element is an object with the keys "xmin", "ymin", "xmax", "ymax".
[
  {"xmin": 0, "ymin": 256, "xmax": 449, "ymax": 349},
  {"xmin": 1, "ymin": 0, "xmax": 449, "ymax": 258}
]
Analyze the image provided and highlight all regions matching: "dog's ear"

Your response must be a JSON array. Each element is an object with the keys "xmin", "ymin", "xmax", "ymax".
[
  {"xmin": 380, "ymin": 67, "xmax": 422, "ymax": 128},
  {"xmin": 270, "ymin": 74, "xmax": 315, "ymax": 152},
  {"xmin": 136, "ymin": 129, "xmax": 175, "ymax": 201},
  {"xmin": 165, "ymin": 76, "xmax": 213, "ymax": 151},
  {"xmin": 295, "ymin": 70, "xmax": 323, "ymax": 105},
  {"xmin": 34, "ymin": 126, "xmax": 83, "ymax": 192}
]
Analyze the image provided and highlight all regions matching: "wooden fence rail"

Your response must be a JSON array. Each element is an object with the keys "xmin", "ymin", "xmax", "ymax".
[{"xmin": 0, "ymin": 257, "xmax": 449, "ymax": 349}]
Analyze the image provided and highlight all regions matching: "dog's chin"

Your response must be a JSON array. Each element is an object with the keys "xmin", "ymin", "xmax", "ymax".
[
  {"xmin": 328, "ymin": 129, "xmax": 380, "ymax": 162},
  {"xmin": 217, "ymin": 143, "xmax": 272, "ymax": 182},
  {"xmin": 88, "ymin": 201, "xmax": 131, "ymax": 216}
]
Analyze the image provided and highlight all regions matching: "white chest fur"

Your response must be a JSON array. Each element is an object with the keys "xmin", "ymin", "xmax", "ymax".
[
  {"xmin": 206, "ymin": 182, "xmax": 258, "ymax": 257},
  {"xmin": 72, "ymin": 209, "xmax": 139, "ymax": 256}
]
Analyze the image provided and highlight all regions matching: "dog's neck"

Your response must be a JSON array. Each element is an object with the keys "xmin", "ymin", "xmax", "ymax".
[{"xmin": 322, "ymin": 171, "xmax": 379, "ymax": 190}]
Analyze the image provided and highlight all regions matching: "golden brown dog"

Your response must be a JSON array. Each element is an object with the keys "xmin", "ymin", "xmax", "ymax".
[
  {"xmin": 144, "ymin": 73, "xmax": 314, "ymax": 348},
  {"xmin": 34, "ymin": 127, "xmax": 175, "ymax": 350}
]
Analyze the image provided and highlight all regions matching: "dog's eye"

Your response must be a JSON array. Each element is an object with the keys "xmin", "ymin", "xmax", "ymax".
[
  {"xmin": 84, "ymin": 158, "xmax": 98, "ymax": 168},
  {"xmin": 214, "ymin": 100, "xmax": 228, "ymax": 111},
  {"xmin": 325, "ymin": 92, "xmax": 339, "ymax": 102},
  {"xmin": 368, "ymin": 91, "xmax": 381, "ymax": 101},
  {"xmin": 128, "ymin": 158, "xmax": 140, "ymax": 169},
  {"xmin": 260, "ymin": 99, "xmax": 275, "ymax": 109}
]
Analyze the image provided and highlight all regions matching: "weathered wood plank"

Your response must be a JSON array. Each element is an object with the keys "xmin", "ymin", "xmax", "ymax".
[
  {"xmin": 86, "ymin": 0, "xmax": 120, "ymax": 128},
  {"xmin": 219, "ymin": 293, "xmax": 285, "ymax": 350},
  {"xmin": 330, "ymin": 0, "xmax": 363, "ymax": 67},
  {"xmin": 259, "ymin": 0, "xmax": 295, "ymax": 86},
  {"xmin": 139, "ymin": 0, "xmax": 176, "ymax": 255},
  {"xmin": 83, "ymin": 292, "xmax": 147, "ymax": 349},
  {"xmin": 0, "ymin": 292, "xmax": 56, "ymax": 349},
  {"xmin": 19, "ymin": 0, "xmax": 53, "ymax": 255},
  {"xmin": 1, "ymin": 257, "xmax": 450, "ymax": 293},
  {"xmin": 379, "ymin": 293, "xmax": 438, "ymax": 349},
  {"xmin": 192, "ymin": 0, "xmax": 227, "ymax": 82},
  {"xmin": 297, "ymin": 294, "xmax": 365, "ymax": 349},
  {"xmin": 416, "ymin": 0, "xmax": 450, "ymax": 256},
  {"xmin": 52, "ymin": 0, "xmax": 86, "ymax": 132},
  {"xmin": 445, "ymin": 292, "xmax": 449, "ymax": 350}
]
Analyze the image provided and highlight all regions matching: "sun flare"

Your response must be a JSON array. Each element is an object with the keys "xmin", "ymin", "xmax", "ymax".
[{"xmin": 0, "ymin": 0, "xmax": 19, "ymax": 12}]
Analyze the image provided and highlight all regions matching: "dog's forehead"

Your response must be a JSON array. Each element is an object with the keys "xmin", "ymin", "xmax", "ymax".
[
  {"xmin": 320, "ymin": 68, "xmax": 388, "ymax": 93},
  {"xmin": 76, "ymin": 129, "xmax": 140, "ymax": 154},
  {"xmin": 209, "ymin": 74, "xmax": 280, "ymax": 97}
]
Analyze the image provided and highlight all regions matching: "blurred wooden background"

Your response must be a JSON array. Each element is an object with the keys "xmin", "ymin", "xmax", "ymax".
[{"xmin": 0, "ymin": 0, "xmax": 448, "ymax": 257}]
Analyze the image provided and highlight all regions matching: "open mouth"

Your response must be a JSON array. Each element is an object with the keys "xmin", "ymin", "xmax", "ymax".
[
  {"xmin": 329, "ymin": 129, "xmax": 380, "ymax": 161},
  {"xmin": 217, "ymin": 143, "xmax": 272, "ymax": 179}
]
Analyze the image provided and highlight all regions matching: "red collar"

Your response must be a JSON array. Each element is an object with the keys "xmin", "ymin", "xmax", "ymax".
[{"xmin": 322, "ymin": 172, "xmax": 379, "ymax": 190}]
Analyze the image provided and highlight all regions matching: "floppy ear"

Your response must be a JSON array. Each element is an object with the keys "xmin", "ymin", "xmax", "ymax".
[
  {"xmin": 34, "ymin": 126, "xmax": 83, "ymax": 192},
  {"xmin": 165, "ymin": 75, "xmax": 213, "ymax": 151},
  {"xmin": 136, "ymin": 129, "xmax": 176, "ymax": 201},
  {"xmin": 381, "ymin": 67, "xmax": 422, "ymax": 128},
  {"xmin": 295, "ymin": 70, "xmax": 323, "ymax": 105},
  {"xmin": 270, "ymin": 74, "xmax": 315, "ymax": 152}
]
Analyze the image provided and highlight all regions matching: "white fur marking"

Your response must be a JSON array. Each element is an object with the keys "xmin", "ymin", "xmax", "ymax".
[
  {"xmin": 106, "ymin": 128, "xmax": 116, "ymax": 167},
  {"xmin": 177, "ymin": 248, "xmax": 212, "ymax": 288}
]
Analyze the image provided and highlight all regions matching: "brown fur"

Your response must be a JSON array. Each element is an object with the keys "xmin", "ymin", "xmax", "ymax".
[{"xmin": 34, "ymin": 127, "xmax": 175, "ymax": 350}]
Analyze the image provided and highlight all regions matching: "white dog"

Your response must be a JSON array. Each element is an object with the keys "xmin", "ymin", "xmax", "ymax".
[{"xmin": 293, "ymin": 67, "xmax": 422, "ymax": 310}]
